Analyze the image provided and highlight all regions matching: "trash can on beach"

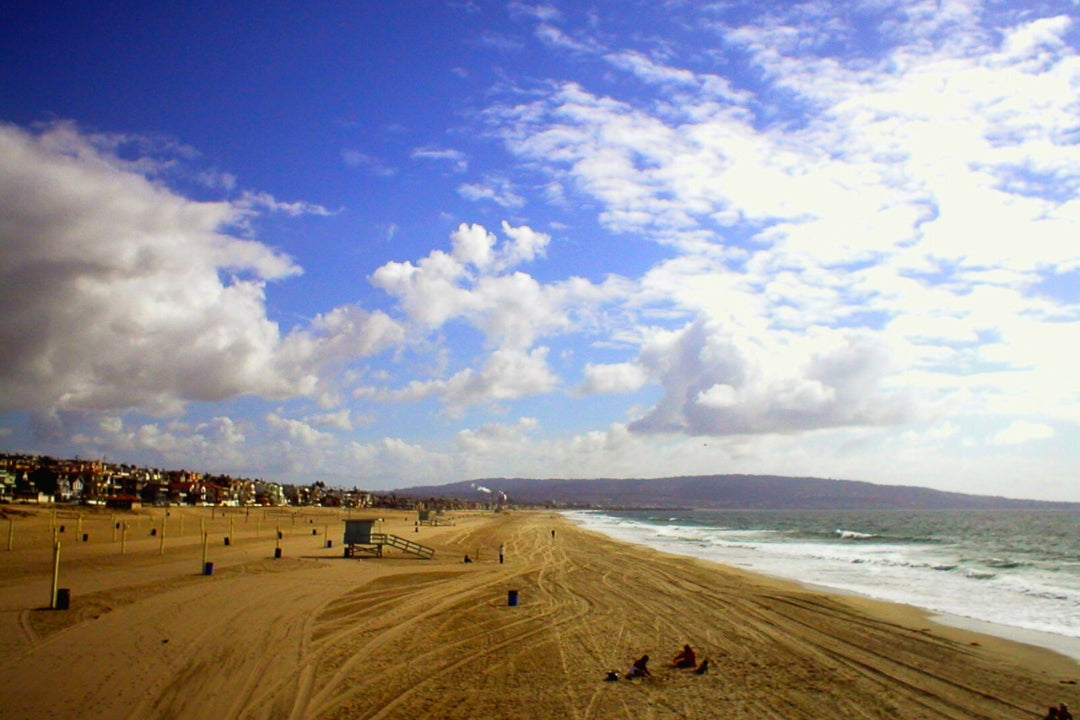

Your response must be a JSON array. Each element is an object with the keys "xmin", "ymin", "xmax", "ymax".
[
  {"xmin": 55, "ymin": 588, "xmax": 70, "ymax": 610},
  {"xmin": 203, "ymin": 562, "xmax": 214, "ymax": 576},
  {"xmin": 507, "ymin": 590, "xmax": 519, "ymax": 607}
]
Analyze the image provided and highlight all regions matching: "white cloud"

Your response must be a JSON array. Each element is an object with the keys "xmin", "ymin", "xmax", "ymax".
[
  {"xmin": 234, "ymin": 190, "xmax": 335, "ymax": 218},
  {"xmin": 388, "ymin": 347, "xmax": 558, "ymax": 410},
  {"xmin": 0, "ymin": 122, "xmax": 402, "ymax": 415},
  {"xmin": 411, "ymin": 146, "xmax": 468, "ymax": 172},
  {"xmin": 266, "ymin": 412, "xmax": 333, "ymax": 447},
  {"xmin": 349, "ymin": 437, "xmax": 458, "ymax": 485},
  {"xmin": 372, "ymin": 221, "xmax": 623, "ymax": 350},
  {"xmin": 696, "ymin": 384, "xmax": 739, "ymax": 409},
  {"xmin": 630, "ymin": 318, "xmax": 915, "ymax": 436},
  {"xmin": 458, "ymin": 177, "xmax": 526, "ymax": 208},
  {"xmin": 991, "ymin": 420, "xmax": 1055, "ymax": 446},
  {"xmin": 580, "ymin": 362, "xmax": 648, "ymax": 394},
  {"xmin": 455, "ymin": 417, "xmax": 538, "ymax": 453},
  {"xmin": 479, "ymin": 5, "xmax": 1080, "ymax": 452},
  {"xmin": 306, "ymin": 409, "xmax": 353, "ymax": 430},
  {"xmin": 71, "ymin": 415, "xmax": 247, "ymax": 467}
]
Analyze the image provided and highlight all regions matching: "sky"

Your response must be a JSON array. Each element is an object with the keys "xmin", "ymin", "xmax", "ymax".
[{"xmin": 2, "ymin": 1, "xmax": 1080, "ymax": 501}]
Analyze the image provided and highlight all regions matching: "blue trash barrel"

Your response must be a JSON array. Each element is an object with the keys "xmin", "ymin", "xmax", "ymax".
[
  {"xmin": 508, "ymin": 590, "xmax": 519, "ymax": 606},
  {"xmin": 203, "ymin": 562, "xmax": 214, "ymax": 576},
  {"xmin": 55, "ymin": 588, "xmax": 71, "ymax": 610}
]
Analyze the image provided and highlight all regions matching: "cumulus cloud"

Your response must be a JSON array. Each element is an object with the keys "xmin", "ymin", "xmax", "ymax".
[
  {"xmin": 71, "ymin": 415, "xmax": 247, "ymax": 466},
  {"xmin": 349, "ymin": 437, "xmax": 458, "ymax": 485},
  {"xmin": 266, "ymin": 412, "xmax": 334, "ymax": 447},
  {"xmin": 486, "ymin": 5, "xmax": 1080, "ymax": 446},
  {"xmin": 368, "ymin": 221, "xmax": 633, "ymax": 410},
  {"xmin": 455, "ymin": 417, "xmax": 538, "ymax": 453},
  {"xmin": 372, "ymin": 221, "xmax": 625, "ymax": 350},
  {"xmin": 388, "ymin": 347, "xmax": 558, "ymax": 411},
  {"xmin": 579, "ymin": 362, "xmax": 648, "ymax": 394},
  {"xmin": 630, "ymin": 318, "xmax": 915, "ymax": 436},
  {"xmin": 0, "ymin": 122, "xmax": 400, "ymax": 415}
]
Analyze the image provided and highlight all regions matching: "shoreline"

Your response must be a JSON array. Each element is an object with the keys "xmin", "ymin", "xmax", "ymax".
[
  {"xmin": 758, "ymin": 572, "xmax": 1080, "ymax": 666},
  {"xmin": 563, "ymin": 509, "xmax": 1080, "ymax": 669}
]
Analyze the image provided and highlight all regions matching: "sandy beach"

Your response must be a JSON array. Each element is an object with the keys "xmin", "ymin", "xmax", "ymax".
[{"xmin": 0, "ymin": 505, "xmax": 1076, "ymax": 720}]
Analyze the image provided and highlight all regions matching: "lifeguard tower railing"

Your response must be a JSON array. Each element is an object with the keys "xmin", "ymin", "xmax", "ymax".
[{"xmin": 343, "ymin": 519, "xmax": 434, "ymax": 559}]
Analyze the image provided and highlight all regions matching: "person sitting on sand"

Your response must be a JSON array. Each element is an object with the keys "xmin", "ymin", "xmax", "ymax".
[
  {"xmin": 626, "ymin": 654, "xmax": 651, "ymax": 679},
  {"xmin": 1059, "ymin": 703, "xmax": 1073, "ymax": 720},
  {"xmin": 694, "ymin": 658, "xmax": 709, "ymax": 675},
  {"xmin": 672, "ymin": 644, "xmax": 696, "ymax": 669},
  {"xmin": 1045, "ymin": 707, "xmax": 1059, "ymax": 720}
]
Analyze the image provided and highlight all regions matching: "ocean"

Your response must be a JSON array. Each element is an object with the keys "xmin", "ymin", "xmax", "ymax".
[{"xmin": 565, "ymin": 508, "xmax": 1080, "ymax": 660}]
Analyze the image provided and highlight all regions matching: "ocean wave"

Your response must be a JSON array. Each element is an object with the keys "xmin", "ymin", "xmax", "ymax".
[
  {"xmin": 984, "ymin": 557, "xmax": 1028, "ymax": 569},
  {"xmin": 564, "ymin": 509, "xmax": 1080, "ymax": 643},
  {"xmin": 963, "ymin": 569, "xmax": 997, "ymax": 580},
  {"xmin": 836, "ymin": 529, "xmax": 877, "ymax": 540}
]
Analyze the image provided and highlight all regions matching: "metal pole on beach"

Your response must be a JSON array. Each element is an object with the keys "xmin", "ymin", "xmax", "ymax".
[
  {"xmin": 7, "ymin": 518, "xmax": 13, "ymax": 551},
  {"xmin": 159, "ymin": 516, "xmax": 166, "ymax": 556},
  {"xmin": 50, "ymin": 541, "xmax": 60, "ymax": 609},
  {"xmin": 121, "ymin": 523, "xmax": 127, "ymax": 555},
  {"xmin": 201, "ymin": 531, "xmax": 208, "ymax": 569}
]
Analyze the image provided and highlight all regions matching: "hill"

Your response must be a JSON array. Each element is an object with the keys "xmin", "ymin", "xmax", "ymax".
[{"xmin": 395, "ymin": 474, "xmax": 1080, "ymax": 510}]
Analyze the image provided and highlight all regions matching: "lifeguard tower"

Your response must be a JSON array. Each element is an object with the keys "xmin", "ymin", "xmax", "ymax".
[{"xmin": 342, "ymin": 519, "xmax": 435, "ymax": 559}]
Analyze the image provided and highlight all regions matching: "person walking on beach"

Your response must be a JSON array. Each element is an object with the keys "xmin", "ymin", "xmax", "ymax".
[
  {"xmin": 626, "ymin": 654, "xmax": 651, "ymax": 679},
  {"xmin": 671, "ymin": 644, "xmax": 696, "ymax": 669},
  {"xmin": 499, "ymin": 544, "xmax": 505, "ymax": 564}
]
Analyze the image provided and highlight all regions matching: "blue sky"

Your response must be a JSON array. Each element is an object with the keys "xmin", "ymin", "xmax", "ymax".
[{"xmin": 3, "ymin": 1, "xmax": 1080, "ymax": 500}]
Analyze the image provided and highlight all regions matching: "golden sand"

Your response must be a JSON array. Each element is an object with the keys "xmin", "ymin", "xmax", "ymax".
[{"xmin": 0, "ymin": 506, "xmax": 1076, "ymax": 719}]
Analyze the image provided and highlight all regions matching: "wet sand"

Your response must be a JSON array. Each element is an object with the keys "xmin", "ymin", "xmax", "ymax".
[{"xmin": 0, "ymin": 505, "xmax": 1076, "ymax": 719}]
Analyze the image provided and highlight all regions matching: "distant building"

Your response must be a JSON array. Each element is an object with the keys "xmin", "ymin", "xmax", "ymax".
[{"xmin": 105, "ymin": 495, "xmax": 143, "ymax": 510}]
